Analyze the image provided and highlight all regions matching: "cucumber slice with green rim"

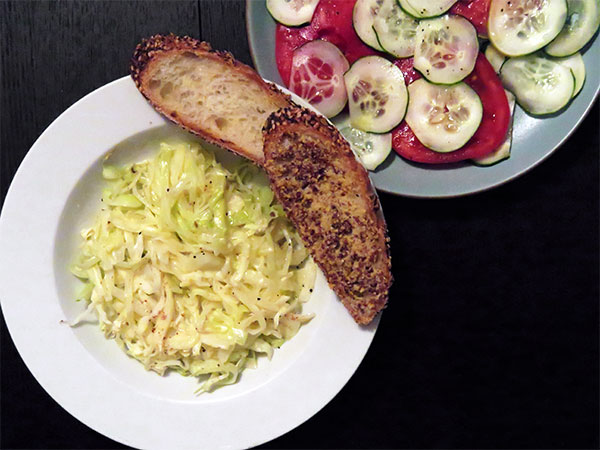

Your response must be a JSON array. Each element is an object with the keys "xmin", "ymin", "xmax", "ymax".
[
  {"xmin": 334, "ymin": 114, "xmax": 393, "ymax": 170},
  {"xmin": 405, "ymin": 78, "xmax": 483, "ymax": 153},
  {"xmin": 554, "ymin": 52, "xmax": 586, "ymax": 97},
  {"xmin": 397, "ymin": 0, "xmax": 423, "ymax": 17},
  {"xmin": 266, "ymin": 0, "xmax": 320, "ymax": 26},
  {"xmin": 484, "ymin": 43, "xmax": 507, "ymax": 73},
  {"xmin": 398, "ymin": 0, "xmax": 458, "ymax": 18},
  {"xmin": 413, "ymin": 15, "xmax": 479, "ymax": 84},
  {"xmin": 472, "ymin": 90, "xmax": 516, "ymax": 166},
  {"xmin": 289, "ymin": 40, "xmax": 350, "ymax": 118},
  {"xmin": 500, "ymin": 53, "xmax": 575, "ymax": 115},
  {"xmin": 344, "ymin": 55, "xmax": 409, "ymax": 133},
  {"xmin": 373, "ymin": 0, "xmax": 420, "ymax": 58},
  {"xmin": 397, "ymin": 0, "xmax": 419, "ymax": 19},
  {"xmin": 545, "ymin": 0, "xmax": 600, "ymax": 56},
  {"xmin": 353, "ymin": 0, "xmax": 385, "ymax": 51},
  {"xmin": 488, "ymin": 0, "xmax": 568, "ymax": 56}
]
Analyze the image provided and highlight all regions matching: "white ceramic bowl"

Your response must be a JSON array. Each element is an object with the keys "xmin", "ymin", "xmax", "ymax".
[{"xmin": 0, "ymin": 76, "xmax": 378, "ymax": 450}]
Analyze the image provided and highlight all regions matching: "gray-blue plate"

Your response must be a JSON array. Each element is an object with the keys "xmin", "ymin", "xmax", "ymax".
[{"xmin": 246, "ymin": 0, "xmax": 599, "ymax": 198}]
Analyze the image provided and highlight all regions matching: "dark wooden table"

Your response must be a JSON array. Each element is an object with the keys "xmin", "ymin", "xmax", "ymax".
[{"xmin": 1, "ymin": 1, "xmax": 598, "ymax": 449}]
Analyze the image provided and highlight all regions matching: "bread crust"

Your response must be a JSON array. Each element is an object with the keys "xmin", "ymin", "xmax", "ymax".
[
  {"xmin": 130, "ymin": 34, "xmax": 292, "ymax": 164},
  {"xmin": 263, "ymin": 106, "xmax": 392, "ymax": 325}
]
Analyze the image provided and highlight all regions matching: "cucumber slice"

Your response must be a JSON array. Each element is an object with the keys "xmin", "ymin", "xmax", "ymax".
[
  {"xmin": 413, "ymin": 15, "xmax": 479, "ymax": 84},
  {"xmin": 488, "ymin": 0, "xmax": 568, "ymax": 56},
  {"xmin": 344, "ymin": 55, "xmax": 408, "ymax": 133},
  {"xmin": 545, "ymin": 0, "xmax": 600, "ymax": 56},
  {"xmin": 353, "ymin": 0, "xmax": 385, "ymax": 51},
  {"xmin": 554, "ymin": 52, "xmax": 586, "ymax": 97},
  {"xmin": 405, "ymin": 79, "xmax": 483, "ymax": 153},
  {"xmin": 289, "ymin": 40, "xmax": 350, "ymax": 118},
  {"xmin": 266, "ymin": 0, "xmax": 319, "ymax": 26},
  {"xmin": 334, "ymin": 114, "xmax": 392, "ymax": 170},
  {"xmin": 472, "ymin": 90, "xmax": 516, "ymax": 166},
  {"xmin": 484, "ymin": 43, "xmax": 507, "ymax": 73},
  {"xmin": 398, "ymin": 0, "xmax": 458, "ymax": 18},
  {"xmin": 500, "ymin": 53, "xmax": 575, "ymax": 115},
  {"xmin": 397, "ymin": 0, "xmax": 422, "ymax": 17},
  {"xmin": 373, "ymin": 0, "xmax": 420, "ymax": 58}
]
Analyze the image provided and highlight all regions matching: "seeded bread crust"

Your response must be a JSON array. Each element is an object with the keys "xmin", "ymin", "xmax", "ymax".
[
  {"xmin": 130, "ymin": 34, "xmax": 293, "ymax": 164},
  {"xmin": 262, "ymin": 106, "xmax": 392, "ymax": 325}
]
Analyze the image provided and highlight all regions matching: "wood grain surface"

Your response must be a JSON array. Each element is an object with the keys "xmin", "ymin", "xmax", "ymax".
[{"xmin": 1, "ymin": 1, "xmax": 598, "ymax": 449}]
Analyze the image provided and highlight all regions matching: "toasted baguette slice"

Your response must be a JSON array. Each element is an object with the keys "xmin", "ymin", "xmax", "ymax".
[
  {"xmin": 262, "ymin": 107, "xmax": 392, "ymax": 324},
  {"xmin": 130, "ymin": 34, "xmax": 292, "ymax": 164}
]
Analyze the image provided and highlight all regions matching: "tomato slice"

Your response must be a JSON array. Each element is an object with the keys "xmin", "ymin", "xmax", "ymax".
[
  {"xmin": 275, "ymin": 0, "xmax": 378, "ymax": 86},
  {"xmin": 393, "ymin": 56, "xmax": 421, "ymax": 85},
  {"xmin": 392, "ymin": 53, "xmax": 510, "ymax": 164},
  {"xmin": 449, "ymin": 0, "xmax": 491, "ymax": 38}
]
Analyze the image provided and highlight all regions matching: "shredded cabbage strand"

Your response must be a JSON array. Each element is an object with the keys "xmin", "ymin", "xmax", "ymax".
[{"xmin": 71, "ymin": 140, "xmax": 316, "ymax": 393}]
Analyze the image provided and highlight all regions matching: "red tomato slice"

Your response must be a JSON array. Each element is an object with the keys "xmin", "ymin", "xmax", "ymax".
[
  {"xmin": 450, "ymin": 0, "xmax": 491, "ymax": 38},
  {"xmin": 392, "ymin": 53, "xmax": 510, "ymax": 164},
  {"xmin": 393, "ymin": 57, "xmax": 421, "ymax": 85},
  {"xmin": 275, "ymin": 0, "xmax": 377, "ymax": 86}
]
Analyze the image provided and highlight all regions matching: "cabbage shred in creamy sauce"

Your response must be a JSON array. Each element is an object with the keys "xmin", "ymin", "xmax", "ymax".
[{"xmin": 71, "ymin": 140, "xmax": 316, "ymax": 393}]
